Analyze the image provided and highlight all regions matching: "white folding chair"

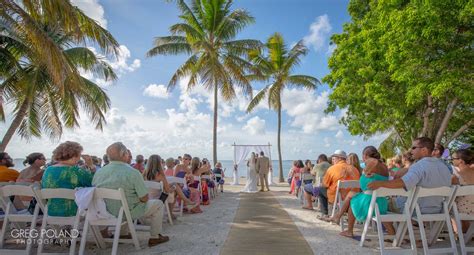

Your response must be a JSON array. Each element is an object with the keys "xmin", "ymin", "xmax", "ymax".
[
  {"xmin": 194, "ymin": 175, "xmax": 203, "ymax": 202},
  {"xmin": 143, "ymin": 181, "xmax": 173, "ymax": 225},
  {"xmin": 360, "ymin": 188, "xmax": 417, "ymax": 254},
  {"xmin": 331, "ymin": 180, "xmax": 360, "ymax": 230},
  {"xmin": 79, "ymin": 188, "xmax": 140, "ymax": 255},
  {"xmin": 413, "ymin": 186, "xmax": 458, "ymax": 255},
  {"xmin": 0, "ymin": 184, "xmax": 40, "ymax": 255},
  {"xmin": 452, "ymin": 185, "xmax": 474, "ymax": 255},
  {"xmin": 166, "ymin": 176, "xmax": 186, "ymax": 216},
  {"xmin": 34, "ymin": 188, "xmax": 82, "ymax": 255}
]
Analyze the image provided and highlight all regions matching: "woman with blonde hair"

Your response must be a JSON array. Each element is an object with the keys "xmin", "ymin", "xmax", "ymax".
[
  {"xmin": 346, "ymin": 153, "xmax": 362, "ymax": 175},
  {"xmin": 188, "ymin": 157, "xmax": 211, "ymax": 206},
  {"xmin": 143, "ymin": 155, "xmax": 198, "ymax": 218}
]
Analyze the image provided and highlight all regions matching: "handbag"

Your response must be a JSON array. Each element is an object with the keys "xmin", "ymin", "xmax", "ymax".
[
  {"xmin": 287, "ymin": 177, "xmax": 292, "ymax": 184},
  {"xmin": 159, "ymin": 192, "xmax": 169, "ymax": 204}
]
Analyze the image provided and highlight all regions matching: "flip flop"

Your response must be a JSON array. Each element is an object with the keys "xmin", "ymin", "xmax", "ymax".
[{"xmin": 302, "ymin": 206, "xmax": 314, "ymax": 210}]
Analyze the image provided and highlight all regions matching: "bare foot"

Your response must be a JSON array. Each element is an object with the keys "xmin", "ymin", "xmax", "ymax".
[{"xmin": 339, "ymin": 231, "xmax": 354, "ymax": 238}]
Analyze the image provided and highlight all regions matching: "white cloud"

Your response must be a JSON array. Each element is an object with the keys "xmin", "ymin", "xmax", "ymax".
[
  {"xmin": 303, "ymin": 15, "xmax": 332, "ymax": 52},
  {"xmin": 351, "ymin": 140, "xmax": 357, "ymax": 146},
  {"xmin": 335, "ymin": 130, "xmax": 343, "ymax": 139},
  {"xmin": 143, "ymin": 84, "xmax": 170, "ymax": 99},
  {"xmin": 80, "ymin": 45, "xmax": 141, "ymax": 87},
  {"xmin": 71, "ymin": 0, "xmax": 107, "ymax": 28},
  {"xmin": 135, "ymin": 105, "xmax": 146, "ymax": 115},
  {"xmin": 242, "ymin": 116, "xmax": 266, "ymax": 135},
  {"xmin": 282, "ymin": 89, "xmax": 340, "ymax": 133},
  {"xmin": 109, "ymin": 45, "xmax": 141, "ymax": 74},
  {"xmin": 327, "ymin": 44, "xmax": 337, "ymax": 55}
]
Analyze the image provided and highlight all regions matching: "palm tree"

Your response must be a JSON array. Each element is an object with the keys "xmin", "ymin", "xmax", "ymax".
[
  {"xmin": 147, "ymin": 0, "xmax": 260, "ymax": 165},
  {"xmin": 0, "ymin": 19, "xmax": 117, "ymax": 151},
  {"xmin": 1, "ymin": 0, "xmax": 119, "ymax": 92},
  {"xmin": 247, "ymin": 33, "xmax": 320, "ymax": 182}
]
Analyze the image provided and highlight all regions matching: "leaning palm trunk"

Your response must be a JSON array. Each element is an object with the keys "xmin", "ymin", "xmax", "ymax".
[
  {"xmin": 213, "ymin": 84, "xmax": 218, "ymax": 165},
  {"xmin": 277, "ymin": 106, "xmax": 284, "ymax": 182},
  {"xmin": 0, "ymin": 98, "xmax": 29, "ymax": 152}
]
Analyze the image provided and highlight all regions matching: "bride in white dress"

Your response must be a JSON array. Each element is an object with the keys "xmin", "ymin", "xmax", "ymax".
[{"xmin": 242, "ymin": 152, "xmax": 258, "ymax": 193}]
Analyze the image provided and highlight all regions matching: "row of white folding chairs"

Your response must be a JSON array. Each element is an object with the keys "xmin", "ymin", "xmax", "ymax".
[
  {"xmin": 360, "ymin": 185, "xmax": 474, "ymax": 255},
  {"xmin": 0, "ymin": 183, "xmax": 150, "ymax": 255}
]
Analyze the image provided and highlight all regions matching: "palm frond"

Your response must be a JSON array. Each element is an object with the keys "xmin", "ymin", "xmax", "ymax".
[
  {"xmin": 247, "ymin": 85, "xmax": 269, "ymax": 113},
  {"xmin": 286, "ymin": 75, "xmax": 320, "ymax": 90}
]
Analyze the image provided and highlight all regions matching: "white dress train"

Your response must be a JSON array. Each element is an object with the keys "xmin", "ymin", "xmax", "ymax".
[{"xmin": 242, "ymin": 160, "xmax": 258, "ymax": 193}]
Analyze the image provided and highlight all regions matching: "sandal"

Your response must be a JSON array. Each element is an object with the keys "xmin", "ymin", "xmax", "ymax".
[{"xmin": 302, "ymin": 206, "xmax": 314, "ymax": 210}]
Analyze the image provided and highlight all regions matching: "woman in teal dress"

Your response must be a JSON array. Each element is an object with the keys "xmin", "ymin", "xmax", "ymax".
[
  {"xmin": 42, "ymin": 141, "xmax": 92, "ymax": 217},
  {"xmin": 340, "ymin": 146, "xmax": 393, "ymax": 238}
]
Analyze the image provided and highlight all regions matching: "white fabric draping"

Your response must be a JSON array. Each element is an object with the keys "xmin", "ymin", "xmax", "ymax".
[{"xmin": 232, "ymin": 144, "xmax": 272, "ymax": 185}]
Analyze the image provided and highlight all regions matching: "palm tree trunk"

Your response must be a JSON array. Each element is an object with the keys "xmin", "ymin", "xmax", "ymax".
[
  {"xmin": 0, "ymin": 98, "xmax": 29, "ymax": 152},
  {"xmin": 212, "ymin": 83, "xmax": 218, "ymax": 165},
  {"xmin": 277, "ymin": 106, "xmax": 284, "ymax": 182}
]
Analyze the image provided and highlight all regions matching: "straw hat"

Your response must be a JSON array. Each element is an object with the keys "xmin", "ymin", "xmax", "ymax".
[{"xmin": 331, "ymin": 149, "xmax": 347, "ymax": 159}]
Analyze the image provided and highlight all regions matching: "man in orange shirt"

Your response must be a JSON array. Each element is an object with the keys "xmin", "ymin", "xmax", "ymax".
[
  {"xmin": 318, "ymin": 150, "xmax": 360, "ymax": 217},
  {"xmin": 0, "ymin": 152, "xmax": 20, "ymax": 182}
]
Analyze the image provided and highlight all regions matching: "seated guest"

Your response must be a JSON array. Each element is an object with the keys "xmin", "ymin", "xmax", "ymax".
[
  {"xmin": 338, "ymin": 146, "xmax": 393, "ymax": 237},
  {"xmin": 91, "ymin": 156, "xmax": 101, "ymax": 172},
  {"xmin": 42, "ymin": 141, "xmax": 92, "ymax": 216},
  {"xmin": 288, "ymin": 161, "xmax": 298, "ymax": 194},
  {"xmin": 164, "ymin": 158, "xmax": 175, "ymax": 176},
  {"xmin": 132, "ymin": 154, "xmax": 145, "ymax": 173},
  {"xmin": 213, "ymin": 162, "xmax": 225, "ymax": 193},
  {"xmin": 102, "ymin": 154, "xmax": 110, "ymax": 166},
  {"xmin": 143, "ymin": 154, "xmax": 198, "ymax": 218},
  {"xmin": 93, "ymin": 142, "xmax": 169, "ymax": 246},
  {"xmin": 433, "ymin": 142, "xmax": 453, "ymax": 173},
  {"xmin": 451, "ymin": 149, "xmax": 474, "ymax": 233},
  {"xmin": 186, "ymin": 157, "xmax": 210, "ymax": 210},
  {"xmin": 393, "ymin": 151, "xmax": 415, "ymax": 179},
  {"xmin": 303, "ymin": 154, "xmax": 330, "ymax": 210},
  {"xmin": 17, "ymin": 153, "xmax": 46, "ymax": 183},
  {"xmin": 347, "ymin": 153, "xmax": 362, "ymax": 176},
  {"xmin": 293, "ymin": 160, "xmax": 305, "ymax": 196},
  {"xmin": 317, "ymin": 150, "xmax": 360, "ymax": 218},
  {"xmin": 175, "ymin": 154, "xmax": 192, "ymax": 177},
  {"xmin": 0, "ymin": 152, "xmax": 20, "ymax": 182},
  {"xmin": 368, "ymin": 137, "xmax": 452, "ymax": 215}
]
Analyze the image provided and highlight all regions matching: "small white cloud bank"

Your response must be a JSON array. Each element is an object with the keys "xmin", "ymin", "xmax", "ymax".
[
  {"xmin": 242, "ymin": 116, "xmax": 266, "ymax": 135},
  {"xmin": 143, "ymin": 84, "xmax": 170, "ymax": 99},
  {"xmin": 303, "ymin": 14, "xmax": 332, "ymax": 52},
  {"xmin": 71, "ymin": 0, "xmax": 107, "ymax": 28}
]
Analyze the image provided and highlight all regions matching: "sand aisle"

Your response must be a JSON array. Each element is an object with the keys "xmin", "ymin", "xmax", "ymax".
[{"xmin": 220, "ymin": 191, "xmax": 313, "ymax": 255}]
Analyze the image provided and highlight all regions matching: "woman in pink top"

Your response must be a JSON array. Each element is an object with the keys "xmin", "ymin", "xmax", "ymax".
[
  {"xmin": 290, "ymin": 161, "xmax": 304, "ymax": 196},
  {"xmin": 164, "ymin": 158, "xmax": 175, "ymax": 176}
]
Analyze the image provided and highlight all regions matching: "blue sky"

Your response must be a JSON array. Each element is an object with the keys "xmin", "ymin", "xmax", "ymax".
[{"xmin": 1, "ymin": 0, "xmax": 388, "ymax": 160}]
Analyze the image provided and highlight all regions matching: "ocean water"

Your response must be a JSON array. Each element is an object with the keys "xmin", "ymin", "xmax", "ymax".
[{"xmin": 12, "ymin": 159, "xmax": 296, "ymax": 178}]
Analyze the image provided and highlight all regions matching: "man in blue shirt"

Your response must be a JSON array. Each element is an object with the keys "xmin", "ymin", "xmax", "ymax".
[{"xmin": 368, "ymin": 137, "xmax": 451, "ymax": 214}]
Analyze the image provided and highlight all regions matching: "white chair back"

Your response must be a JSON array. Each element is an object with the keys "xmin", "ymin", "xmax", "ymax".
[
  {"xmin": 34, "ymin": 188, "xmax": 81, "ymax": 255},
  {"xmin": 413, "ymin": 186, "xmax": 458, "ymax": 255},
  {"xmin": 331, "ymin": 180, "xmax": 360, "ymax": 218},
  {"xmin": 360, "ymin": 188, "xmax": 418, "ymax": 255},
  {"xmin": 143, "ymin": 181, "xmax": 173, "ymax": 225},
  {"xmin": 450, "ymin": 185, "xmax": 474, "ymax": 255},
  {"xmin": 79, "ymin": 188, "xmax": 140, "ymax": 255},
  {"xmin": 0, "ymin": 184, "xmax": 40, "ymax": 254}
]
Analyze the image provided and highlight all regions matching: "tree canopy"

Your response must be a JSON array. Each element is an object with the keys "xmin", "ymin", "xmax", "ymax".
[{"xmin": 324, "ymin": 0, "xmax": 474, "ymax": 156}]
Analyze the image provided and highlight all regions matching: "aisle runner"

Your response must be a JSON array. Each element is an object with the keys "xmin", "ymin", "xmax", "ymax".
[{"xmin": 220, "ymin": 192, "xmax": 313, "ymax": 255}]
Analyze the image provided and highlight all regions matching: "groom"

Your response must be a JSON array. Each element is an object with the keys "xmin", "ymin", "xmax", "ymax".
[{"xmin": 256, "ymin": 151, "xmax": 270, "ymax": 192}]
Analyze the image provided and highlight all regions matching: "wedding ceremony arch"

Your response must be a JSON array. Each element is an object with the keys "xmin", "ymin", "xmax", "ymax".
[{"xmin": 232, "ymin": 143, "xmax": 274, "ymax": 186}]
